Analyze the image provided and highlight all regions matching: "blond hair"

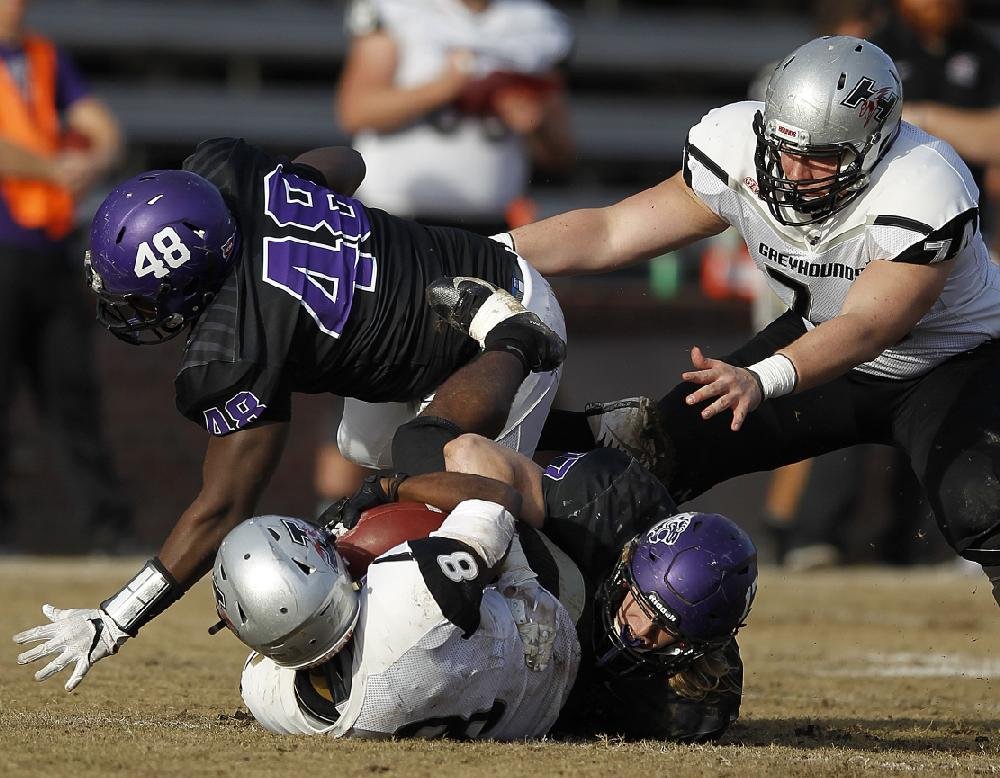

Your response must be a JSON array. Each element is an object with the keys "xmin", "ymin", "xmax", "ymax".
[{"xmin": 667, "ymin": 646, "xmax": 740, "ymax": 701}]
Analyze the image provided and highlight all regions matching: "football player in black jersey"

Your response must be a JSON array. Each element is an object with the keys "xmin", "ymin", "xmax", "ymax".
[
  {"xmin": 13, "ymin": 138, "xmax": 566, "ymax": 692},
  {"xmin": 330, "ymin": 436, "xmax": 758, "ymax": 742},
  {"xmin": 440, "ymin": 435, "xmax": 757, "ymax": 742}
]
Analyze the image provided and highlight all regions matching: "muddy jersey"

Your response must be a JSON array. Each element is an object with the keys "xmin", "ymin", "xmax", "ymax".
[
  {"xmin": 174, "ymin": 138, "xmax": 518, "ymax": 434},
  {"xmin": 684, "ymin": 101, "xmax": 1000, "ymax": 379},
  {"xmin": 239, "ymin": 500, "xmax": 580, "ymax": 739}
]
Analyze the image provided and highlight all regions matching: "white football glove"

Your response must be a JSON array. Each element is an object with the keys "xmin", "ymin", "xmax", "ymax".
[
  {"xmin": 505, "ymin": 581, "xmax": 558, "ymax": 673},
  {"xmin": 13, "ymin": 604, "xmax": 129, "ymax": 692}
]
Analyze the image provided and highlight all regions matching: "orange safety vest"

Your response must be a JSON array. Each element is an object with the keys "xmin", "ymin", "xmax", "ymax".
[{"xmin": 0, "ymin": 34, "xmax": 75, "ymax": 240}]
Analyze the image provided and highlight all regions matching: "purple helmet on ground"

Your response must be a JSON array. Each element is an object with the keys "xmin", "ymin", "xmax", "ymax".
[
  {"xmin": 84, "ymin": 170, "xmax": 240, "ymax": 345},
  {"xmin": 594, "ymin": 511, "xmax": 758, "ymax": 677}
]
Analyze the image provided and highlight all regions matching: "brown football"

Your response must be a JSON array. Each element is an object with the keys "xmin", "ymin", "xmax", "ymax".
[{"xmin": 335, "ymin": 502, "xmax": 446, "ymax": 578}]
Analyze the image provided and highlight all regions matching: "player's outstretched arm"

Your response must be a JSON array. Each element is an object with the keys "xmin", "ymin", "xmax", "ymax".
[
  {"xmin": 13, "ymin": 421, "xmax": 289, "ymax": 692},
  {"xmin": 683, "ymin": 257, "xmax": 954, "ymax": 431},
  {"xmin": 510, "ymin": 171, "xmax": 728, "ymax": 276},
  {"xmin": 328, "ymin": 468, "xmax": 523, "ymax": 533},
  {"xmin": 158, "ymin": 420, "xmax": 290, "ymax": 582},
  {"xmin": 780, "ymin": 257, "xmax": 954, "ymax": 392},
  {"xmin": 292, "ymin": 147, "xmax": 366, "ymax": 196}
]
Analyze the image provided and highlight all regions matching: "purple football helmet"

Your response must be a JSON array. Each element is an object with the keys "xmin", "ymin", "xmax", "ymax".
[
  {"xmin": 594, "ymin": 511, "xmax": 757, "ymax": 678},
  {"xmin": 85, "ymin": 170, "xmax": 240, "ymax": 345}
]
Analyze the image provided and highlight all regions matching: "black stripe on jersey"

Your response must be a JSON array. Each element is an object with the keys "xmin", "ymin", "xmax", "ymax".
[
  {"xmin": 183, "ymin": 137, "xmax": 240, "ymax": 183},
  {"xmin": 891, "ymin": 207, "xmax": 979, "ymax": 265},
  {"xmin": 873, "ymin": 214, "xmax": 934, "ymax": 234},
  {"xmin": 408, "ymin": 535, "xmax": 500, "ymax": 639},
  {"xmin": 180, "ymin": 282, "xmax": 239, "ymax": 371},
  {"xmin": 517, "ymin": 526, "xmax": 560, "ymax": 598},
  {"xmin": 683, "ymin": 140, "xmax": 730, "ymax": 187}
]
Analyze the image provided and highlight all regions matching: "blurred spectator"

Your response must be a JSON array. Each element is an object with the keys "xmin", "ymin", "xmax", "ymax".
[
  {"xmin": 318, "ymin": 0, "xmax": 575, "ymax": 506},
  {"xmin": 336, "ymin": 0, "xmax": 574, "ymax": 234},
  {"xmin": 747, "ymin": 1, "xmax": 888, "ymax": 102},
  {"xmin": 0, "ymin": 0, "xmax": 133, "ymax": 552},
  {"xmin": 871, "ymin": 0, "xmax": 1000, "ymax": 244},
  {"xmin": 902, "ymin": 103, "xmax": 1000, "ymax": 165}
]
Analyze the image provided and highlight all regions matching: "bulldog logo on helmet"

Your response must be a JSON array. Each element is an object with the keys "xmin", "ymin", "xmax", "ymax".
[{"xmin": 646, "ymin": 514, "xmax": 693, "ymax": 546}]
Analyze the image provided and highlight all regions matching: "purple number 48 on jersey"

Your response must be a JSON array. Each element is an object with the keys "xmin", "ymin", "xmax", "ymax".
[{"xmin": 262, "ymin": 167, "xmax": 376, "ymax": 338}]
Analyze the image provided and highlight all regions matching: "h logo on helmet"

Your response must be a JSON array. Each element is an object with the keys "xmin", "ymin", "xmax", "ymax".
[
  {"xmin": 841, "ymin": 77, "xmax": 898, "ymax": 128},
  {"xmin": 281, "ymin": 518, "xmax": 311, "ymax": 547},
  {"xmin": 840, "ymin": 77, "xmax": 877, "ymax": 108}
]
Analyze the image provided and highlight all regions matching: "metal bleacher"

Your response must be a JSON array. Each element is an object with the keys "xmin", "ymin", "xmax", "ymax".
[
  {"xmin": 24, "ymin": 1, "xmax": 1000, "ymax": 214},
  {"xmin": 24, "ymin": 1, "xmax": 815, "ymax": 203}
]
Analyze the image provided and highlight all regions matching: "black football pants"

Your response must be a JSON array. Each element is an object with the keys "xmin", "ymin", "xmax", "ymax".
[{"xmin": 656, "ymin": 310, "xmax": 1000, "ymax": 567}]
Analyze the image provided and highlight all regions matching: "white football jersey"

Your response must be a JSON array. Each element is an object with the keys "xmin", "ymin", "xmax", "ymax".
[
  {"xmin": 345, "ymin": 0, "xmax": 572, "ymax": 219},
  {"xmin": 685, "ymin": 101, "xmax": 1000, "ymax": 379},
  {"xmin": 240, "ymin": 499, "xmax": 581, "ymax": 739}
]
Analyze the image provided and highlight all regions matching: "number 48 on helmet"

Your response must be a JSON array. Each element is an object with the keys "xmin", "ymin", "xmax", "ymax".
[{"xmin": 84, "ymin": 170, "xmax": 241, "ymax": 345}]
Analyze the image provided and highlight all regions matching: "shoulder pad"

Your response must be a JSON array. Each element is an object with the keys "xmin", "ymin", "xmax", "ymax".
[{"xmin": 684, "ymin": 101, "xmax": 761, "ymax": 191}]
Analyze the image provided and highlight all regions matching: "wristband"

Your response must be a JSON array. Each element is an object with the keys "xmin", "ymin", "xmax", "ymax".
[
  {"xmin": 747, "ymin": 353, "xmax": 798, "ymax": 399},
  {"xmin": 382, "ymin": 471, "xmax": 409, "ymax": 502},
  {"xmin": 100, "ymin": 558, "xmax": 180, "ymax": 636}
]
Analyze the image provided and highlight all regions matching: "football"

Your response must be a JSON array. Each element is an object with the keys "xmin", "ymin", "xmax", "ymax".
[
  {"xmin": 456, "ymin": 70, "xmax": 561, "ymax": 117},
  {"xmin": 335, "ymin": 501, "xmax": 446, "ymax": 577}
]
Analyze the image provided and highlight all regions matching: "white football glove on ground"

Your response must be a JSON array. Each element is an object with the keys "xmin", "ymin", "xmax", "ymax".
[{"xmin": 13, "ymin": 604, "xmax": 129, "ymax": 692}]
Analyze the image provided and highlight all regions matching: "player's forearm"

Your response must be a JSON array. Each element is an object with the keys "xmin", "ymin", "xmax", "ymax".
[
  {"xmin": 511, "ymin": 208, "xmax": 620, "ymax": 276},
  {"xmin": 779, "ymin": 312, "xmax": 898, "ymax": 392},
  {"xmin": 395, "ymin": 471, "xmax": 522, "ymax": 517},
  {"xmin": 157, "ymin": 502, "xmax": 246, "ymax": 586},
  {"xmin": 157, "ymin": 423, "xmax": 289, "ymax": 586}
]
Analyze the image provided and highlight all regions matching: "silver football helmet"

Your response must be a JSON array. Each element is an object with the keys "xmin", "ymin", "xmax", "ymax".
[
  {"xmin": 753, "ymin": 36, "xmax": 903, "ymax": 225},
  {"xmin": 212, "ymin": 515, "xmax": 360, "ymax": 669}
]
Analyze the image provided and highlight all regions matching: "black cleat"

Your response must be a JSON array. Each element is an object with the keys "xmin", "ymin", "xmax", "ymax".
[{"xmin": 584, "ymin": 397, "xmax": 668, "ymax": 474}]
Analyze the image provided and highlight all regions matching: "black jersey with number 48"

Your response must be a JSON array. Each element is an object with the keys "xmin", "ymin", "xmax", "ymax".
[{"xmin": 174, "ymin": 138, "xmax": 519, "ymax": 435}]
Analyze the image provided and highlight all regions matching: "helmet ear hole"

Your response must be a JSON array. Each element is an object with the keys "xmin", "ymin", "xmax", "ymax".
[
  {"xmin": 294, "ymin": 560, "xmax": 314, "ymax": 576},
  {"xmin": 115, "ymin": 226, "xmax": 126, "ymax": 244},
  {"xmin": 181, "ymin": 221, "xmax": 205, "ymax": 239}
]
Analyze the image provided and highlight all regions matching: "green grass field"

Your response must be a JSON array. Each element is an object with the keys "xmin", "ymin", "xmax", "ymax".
[{"xmin": 2, "ymin": 559, "xmax": 997, "ymax": 776}]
